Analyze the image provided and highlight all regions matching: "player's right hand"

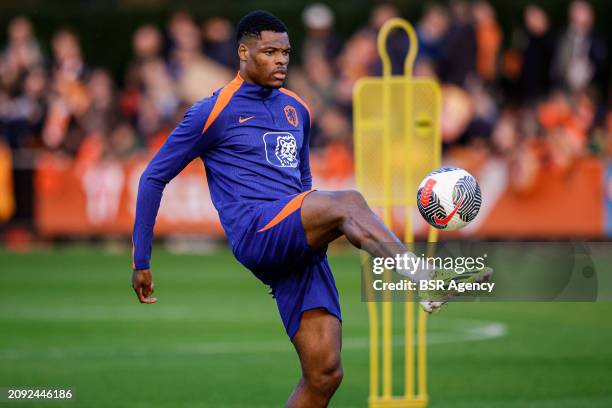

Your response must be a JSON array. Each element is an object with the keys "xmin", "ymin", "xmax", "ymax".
[{"xmin": 131, "ymin": 268, "xmax": 158, "ymax": 304}]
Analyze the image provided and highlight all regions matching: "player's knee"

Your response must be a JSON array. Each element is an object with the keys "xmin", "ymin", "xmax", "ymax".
[
  {"xmin": 338, "ymin": 189, "xmax": 368, "ymax": 210},
  {"xmin": 335, "ymin": 190, "xmax": 370, "ymax": 226},
  {"xmin": 320, "ymin": 190, "xmax": 369, "ymax": 229},
  {"xmin": 306, "ymin": 361, "xmax": 344, "ymax": 396},
  {"xmin": 336, "ymin": 190, "xmax": 374, "ymax": 233},
  {"xmin": 328, "ymin": 364, "xmax": 344, "ymax": 389}
]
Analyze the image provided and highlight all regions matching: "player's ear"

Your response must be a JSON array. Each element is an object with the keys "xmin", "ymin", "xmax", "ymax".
[{"xmin": 238, "ymin": 43, "xmax": 248, "ymax": 62}]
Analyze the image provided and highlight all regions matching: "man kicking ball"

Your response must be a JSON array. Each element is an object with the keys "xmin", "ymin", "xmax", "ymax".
[{"xmin": 131, "ymin": 10, "xmax": 490, "ymax": 407}]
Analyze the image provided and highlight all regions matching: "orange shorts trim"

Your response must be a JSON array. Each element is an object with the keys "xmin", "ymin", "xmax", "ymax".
[{"xmin": 257, "ymin": 190, "xmax": 314, "ymax": 232}]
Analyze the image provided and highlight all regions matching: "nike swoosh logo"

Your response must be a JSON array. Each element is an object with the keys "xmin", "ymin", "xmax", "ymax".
[
  {"xmin": 238, "ymin": 115, "xmax": 255, "ymax": 123},
  {"xmin": 433, "ymin": 196, "xmax": 465, "ymax": 226}
]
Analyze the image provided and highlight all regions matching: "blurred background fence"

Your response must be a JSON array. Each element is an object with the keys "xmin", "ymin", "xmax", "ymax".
[{"xmin": 0, "ymin": 0, "xmax": 610, "ymax": 245}]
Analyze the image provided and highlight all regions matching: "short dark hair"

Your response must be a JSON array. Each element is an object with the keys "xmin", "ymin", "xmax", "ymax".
[{"xmin": 236, "ymin": 10, "xmax": 288, "ymax": 43}]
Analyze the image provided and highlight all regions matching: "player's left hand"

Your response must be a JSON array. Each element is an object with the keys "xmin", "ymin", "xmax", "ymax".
[{"xmin": 131, "ymin": 268, "xmax": 158, "ymax": 304}]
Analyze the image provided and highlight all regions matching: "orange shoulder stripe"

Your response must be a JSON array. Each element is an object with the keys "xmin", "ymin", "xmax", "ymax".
[
  {"xmin": 202, "ymin": 73, "xmax": 244, "ymax": 134},
  {"xmin": 279, "ymin": 88, "xmax": 312, "ymax": 125},
  {"xmin": 257, "ymin": 190, "xmax": 314, "ymax": 232}
]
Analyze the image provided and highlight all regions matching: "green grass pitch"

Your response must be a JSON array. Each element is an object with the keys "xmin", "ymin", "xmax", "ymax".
[{"xmin": 1, "ymin": 246, "xmax": 611, "ymax": 407}]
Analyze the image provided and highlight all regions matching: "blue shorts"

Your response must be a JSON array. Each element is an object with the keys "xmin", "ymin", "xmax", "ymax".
[{"xmin": 232, "ymin": 191, "xmax": 342, "ymax": 339}]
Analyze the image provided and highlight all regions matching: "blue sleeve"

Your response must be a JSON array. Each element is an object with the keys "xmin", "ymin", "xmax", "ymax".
[
  {"xmin": 299, "ymin": 110, "xmax": 312, "ymax": 191},
  {"xmin": 132, "ymin": 99, "xmax": 214, "ymax": 270}
]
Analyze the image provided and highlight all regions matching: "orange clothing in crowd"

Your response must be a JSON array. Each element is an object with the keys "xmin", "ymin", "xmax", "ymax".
[
  {"xmin": 476, "ymin": 21, "xmax": 502, "ymax": 81},
  {"xmin": 0, "ymin": 142, "xmax": 15, "ymax": 221},
  {"xmin": 311, "ymin": 142, "xmax": 354, "ymax": 179}
]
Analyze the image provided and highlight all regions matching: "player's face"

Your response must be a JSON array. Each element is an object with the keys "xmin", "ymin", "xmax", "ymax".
[{"xmin": 239, "ymin": 31, "xmax": 290, "ymax": 88}]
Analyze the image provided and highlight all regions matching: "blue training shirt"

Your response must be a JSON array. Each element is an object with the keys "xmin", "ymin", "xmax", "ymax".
[{"xmin": 132, "ymin": 73, "xmax": 312, "ymax": 270}]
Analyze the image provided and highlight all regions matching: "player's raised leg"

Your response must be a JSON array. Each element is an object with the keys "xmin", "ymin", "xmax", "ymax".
[
  {"xmin": 300, "ymin": 190, "xmax": 492, "ymax": 312},
  {"xmin": 286, "ymin": 308, "xmax": 343, "ymax": 408},
  {"xmin": 301, "ymin": 190, "xmax": 413, "ymax": 265}
]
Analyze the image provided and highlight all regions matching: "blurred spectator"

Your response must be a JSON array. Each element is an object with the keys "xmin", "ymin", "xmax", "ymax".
[
  {"xmin": 126, "ymin": 24, "xmax": 164, "ymax": 89},
  {"xmin": 0, "ymin": 17, "xmax": 46, "ymax": 231},
  {"xmin": 42, "ymin": 29, "xmax": 88, "ymax": 153},
  {"xmin": 166, "ymin": 11, "xmax": 232, "ymax": 103},
  {"xmin": 0, "ymin": 16, "xmax": 45, "ymax": 179},
  {"xmin": 492, "ymin": 108, "xmax": 521, "ymax": 156},
  {"xmin": 335, "ymin": 29, "xmax": 377, "ymax": 107},
  {"xmin": 439, "ymin": 0, "xmax": 477, "ymax": 87},
  {"xmin": 81, "ymin": 69, "xmax": 119, "ymax": 137},
  {"xmin": 137, "ymin": 59, "xmax": 178, "ymax": 137},
  {"xmin": 519, "ymin": 5, "xmax": 556, "ymax": 103},
  {"xmin": 108, "ymin": 122, "xmax": 138, "ymax": 159},
  {"xmin": 202, "ymin": 17, "xmax": 238, "ymax": 69},
  {"xmin": 301, "ymin": 3, "xmax": 343, "ymax": 62},
  {"xmin": 416, "ymin": 3, "xmax": 449, "ymax": 71},
  {"xmin": 466, "ymin": 79, "xmax": 498, "ymax": 140},
  {"xmin": 166, "ymin": 11, "xmax": 202, "ymax": 77},
  {"xmin": 441, "ymin": 84, "xmax": 474, "ymax": 144},
  {"xmin": 552, "ymin": 1, "xmax": 609, "ymax": 97},
  {"xmin": 133, "ymin": 24, "xmax": 163, "ymax": 61},
  {"xmin": 369, "ymin": 3, "xmax": 400, "ymax": 33},
  {"xmin": 121, "ymin": 25, "xmax": 164, "ymax": 127},
  {"xmin": 368, "ymin": 3, "xmax": 408, "ymax": 76},
  {"xmin": 0, "ymin": 67, "xmax": 47, "ymax": 149},
  {"xmin": 508, "ymin": 138, "xmax": 540, "ymax": 192},
  {"xmin": 473, "ymin": 1, "xmax": 502, "ymax": 82},
  {"xmin": 311, "ymin": 107, "xmax": 353, "ymax": 178},
  {"xmin": 0, "ymin": 17, "xmax": 43, "ymax": 94},
  {"xmin": 51, "ymin": 29, "xmax": 87, "ymax": 82}
]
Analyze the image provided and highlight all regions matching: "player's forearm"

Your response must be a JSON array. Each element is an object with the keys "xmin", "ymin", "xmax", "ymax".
[{"xmin": 132, "ymin": 172, "xmax": 165, "ymax": 270}]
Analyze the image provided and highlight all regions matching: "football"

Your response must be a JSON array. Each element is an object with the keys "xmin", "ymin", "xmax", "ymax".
[{"xmin": 416, "ymin": 166, "xmax": 482, "ymax": 230}]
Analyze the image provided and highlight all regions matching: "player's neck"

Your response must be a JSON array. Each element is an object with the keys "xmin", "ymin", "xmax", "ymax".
[
  {"xmin": 236, "ymin": 71, "xmax": 276, "ymax": 98},
  {"xmin": 237, "ymin": 69, "xmax": 249, "ymax": 83},
  {"xmin": 237, "ymin": 70, "xmax": 274, "ymax": 89},
  {"xmin": 238, "ymin": 70, "xmax": 259, "ymax": 86}
]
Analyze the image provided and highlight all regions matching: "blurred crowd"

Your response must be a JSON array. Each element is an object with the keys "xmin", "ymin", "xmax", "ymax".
[{"xmin": 0, "ymin": 1, "xmax": 611, "ymax": 217}]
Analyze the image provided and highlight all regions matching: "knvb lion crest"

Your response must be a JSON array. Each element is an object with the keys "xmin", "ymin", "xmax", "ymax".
[
  {"xmin": 263, "ymin": 132, "xmax": 299, "ymax": 168},
  {"xmin": 275, "ymin": 135, "xmax": 297, "ymax": 166},
  {"xmin": 284, "ymin": 105, "xmax": 299, "ymax": 127}
]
